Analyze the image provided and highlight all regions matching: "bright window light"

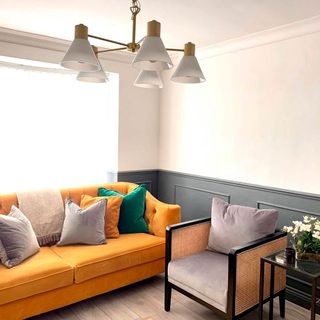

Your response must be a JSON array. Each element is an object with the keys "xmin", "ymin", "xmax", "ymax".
[{"xmin": 0, "ymin": 59, "xmax": 119, "ymax": 193}]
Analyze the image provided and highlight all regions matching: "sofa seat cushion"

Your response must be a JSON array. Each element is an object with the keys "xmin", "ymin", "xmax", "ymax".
[
  {"xmin": 0, "ymin": 247, "xmax": 73, "ymax": 306},
  {"xmin": 168, "ymin": 251, "xmax": 228, "ymax": 312},
  {"xmin": 50, "ymin": 233, "xmax": 165, "ymax": 284}
]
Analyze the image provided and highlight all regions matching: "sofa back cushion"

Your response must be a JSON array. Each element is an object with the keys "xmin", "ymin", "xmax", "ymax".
[
  {"xmin": 207, "ymin": 198, "xmax": 278, "ymax": 254},
  {"xmin": 0, "ymin": 182, "xmax": 175, "ymax": 238},
  {"xmin": 0, "ymin": 182, "xmax": 131, "ymax": 214}
]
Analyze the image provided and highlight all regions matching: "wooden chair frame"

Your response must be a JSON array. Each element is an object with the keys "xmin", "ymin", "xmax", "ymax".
[{"xmin": 164, "ymin": 217, "xmax": 287, "ymax": 320}]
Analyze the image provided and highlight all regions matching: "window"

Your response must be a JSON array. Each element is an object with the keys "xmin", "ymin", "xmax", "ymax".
[{"xmin": 0, "ymin": 60, "xmax": 119, "ymax": 193}]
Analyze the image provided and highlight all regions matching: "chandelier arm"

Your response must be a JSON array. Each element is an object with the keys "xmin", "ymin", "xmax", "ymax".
[
  {"xmin": 166, "ymin": 48, "xmax": 185, "ymax": 52},
  {"xmin": 88, "ymin": 34, "xmax": 128, "ymax": 47},
  {"xmin": 97, "ymin": 47, "xmax": 127, "ymax": 53}
]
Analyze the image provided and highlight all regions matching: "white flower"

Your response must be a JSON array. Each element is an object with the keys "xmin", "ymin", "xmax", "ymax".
[
  {"xmin": 303, "ymin": 216, "xmax": 311, "ymax": 223},
  {"xmin": 313, "ymin": 231, "xmax": 320, "ymax": 240},
  {"xmin": 293, "ymin": 221, "xmax": 303, "ymax": 227},
  {"xmin": 283, "ymin": 226, "xmax": 293, "ymax": 233},
  {"xmin": 315, "ymin": 222, "xmax": 320, "ymax": 231},
  {"xmin": 300, "ymin": 223, "xmax": 311, "ymax": 232}
]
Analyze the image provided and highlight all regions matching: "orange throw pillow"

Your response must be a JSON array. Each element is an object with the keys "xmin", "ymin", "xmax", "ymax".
[{"xmin": 80, "ymin": 194, "xmax": 122, "ymax": 238}]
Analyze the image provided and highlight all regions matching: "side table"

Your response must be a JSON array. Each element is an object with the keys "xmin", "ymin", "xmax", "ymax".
[{"xmin": 259, "ymin": 250, "xmax": 320, "ymax": 320}]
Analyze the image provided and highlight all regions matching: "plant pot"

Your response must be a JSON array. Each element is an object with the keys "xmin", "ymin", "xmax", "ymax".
[{"xmin": 295, "ymin": 252, "xmax": 320, "ymax": 263}]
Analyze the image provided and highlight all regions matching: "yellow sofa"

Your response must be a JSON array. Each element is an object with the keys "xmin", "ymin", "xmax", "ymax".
[{"xmin": 0, "ymin": 182, "xmax": 181, "ymax": 320}]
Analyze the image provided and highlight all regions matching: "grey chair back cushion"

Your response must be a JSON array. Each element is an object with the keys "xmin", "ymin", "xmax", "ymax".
[
  {"xmin": 207, "ymin": 198, "xmax": 278, "ymax": 254},
  {"xmin": 57, "ymin": 198, "xmax": 107, "ymax": 246},
  {"xmin": 0, "ymin": 206, "xmax": 40, "ymax": 268}
]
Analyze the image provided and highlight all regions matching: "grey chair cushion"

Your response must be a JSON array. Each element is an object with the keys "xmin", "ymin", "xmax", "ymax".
[
  {"xmin": 168, "ymin": 251, "xmax": 228, "ymax": 312},
  {"xmin": 207, "ymin": 197, "xmax": 278, "ymax": 254}
]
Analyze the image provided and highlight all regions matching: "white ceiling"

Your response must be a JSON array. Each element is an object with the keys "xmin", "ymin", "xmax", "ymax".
[{"xmin": 1, "ymin": 0, "xmax": 320, "ymax": 50}]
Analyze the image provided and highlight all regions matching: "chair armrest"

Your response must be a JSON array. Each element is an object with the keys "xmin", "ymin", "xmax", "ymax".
[
  {"xmin": 229, "ymin": 230, "xmax": 287, "ymax": 255},
  {"xmin": 227, "ymin": 231, "xmax": 288, "ymax": 316},
  {"xmin": 166, "ymin": 217, "xmax": 211, "ymax": 263},
  {"xmin": 145, "ymin": 192, "xmax": 181, "ymax": 237}
]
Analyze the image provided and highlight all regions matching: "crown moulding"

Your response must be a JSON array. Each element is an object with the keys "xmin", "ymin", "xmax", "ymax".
[
  {"xmin": 195, "ymin": 14, "xmax": 320, "ymax": 61},
  {"xmin": 0, "ymin": 26, "xmax": 134, "ymax": 65},
  {"xmin": 0, "ymin": 14, "xmax": 320, "ymax": 65}
]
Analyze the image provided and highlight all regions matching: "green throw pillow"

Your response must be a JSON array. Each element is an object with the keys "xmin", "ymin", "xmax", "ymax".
[{"xmin": 98, "ymin": 184, "xmax": 148, "ymax": 234}]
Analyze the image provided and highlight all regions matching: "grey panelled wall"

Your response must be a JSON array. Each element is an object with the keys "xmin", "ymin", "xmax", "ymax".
[
  {"xmin": 118, "ymin": 170, "xmax": 159, "ymax": 197},
  {"xmin": 118, "ymin": 169, "xmax": 320, "ymax": 312}
]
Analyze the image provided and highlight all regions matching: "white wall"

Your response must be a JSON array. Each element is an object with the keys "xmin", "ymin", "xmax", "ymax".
[
  {"xmin": 0, "ymin": 28, "xmax": 160, "ymax": 172},
  {"xmin": 105, "ymin": 61, "xmax": 160, "ymax": 171},
  {"xmin": 119, "ymin": 69, "xmax": 160, "ymax": 172},
  {"xmin": 159, "ymin": 28, "xmax": 320, "ymax": 194}
]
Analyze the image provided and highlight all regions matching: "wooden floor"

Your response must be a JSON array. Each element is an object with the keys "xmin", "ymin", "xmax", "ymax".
[{"xmin": 30, "ymin": 276, "xmax": 317, "ymax": 320}]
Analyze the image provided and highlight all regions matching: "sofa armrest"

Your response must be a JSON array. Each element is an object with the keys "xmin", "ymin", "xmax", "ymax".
[
  {"xmin": 166, "ymin": 217, "xmax": 211, "ymax": 263},
  {"xmin": 227, "ymin": 231, "xmax": 288, "ymax": 317},
  {"xmin": 145, "ymin": 192, "xmax": 181, "ymax": 237}
]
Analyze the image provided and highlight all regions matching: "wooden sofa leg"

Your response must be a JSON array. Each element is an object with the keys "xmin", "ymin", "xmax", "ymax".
[
  {"xmin": 164, "ymin": 281, "xmax": 172, "ymax": 311},
  {"xmin": 279, "ymin": 289, "xmax": 286, "ymax": 318}
]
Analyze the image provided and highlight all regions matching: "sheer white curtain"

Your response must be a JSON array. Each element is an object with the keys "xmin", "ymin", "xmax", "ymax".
[{"xmin": 0, "ymin": 62, "xmax": 119, "ymax": 193}]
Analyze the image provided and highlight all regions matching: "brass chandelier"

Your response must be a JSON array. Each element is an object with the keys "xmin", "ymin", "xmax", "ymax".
[{"xmin": 61, "ymin": 0, "xmax": 205, "ymax": 88}]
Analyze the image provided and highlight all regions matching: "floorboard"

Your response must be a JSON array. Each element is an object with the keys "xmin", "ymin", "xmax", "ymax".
[{"xmin": 29, "ymin": 276, "xmax": 319, "ymax": 320}]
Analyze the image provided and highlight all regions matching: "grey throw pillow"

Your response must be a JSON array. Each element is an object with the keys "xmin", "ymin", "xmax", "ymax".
[
  {"xmin": 0, "ymin": 206, "xmax": 40, "ymax": 268},
  {"xmin": 207, "ymin": 198, "xmax": 278, "ymax": 254},
  {"xmin": 57, "ymin": 198, "xmax": 107, "ymax": 246}
]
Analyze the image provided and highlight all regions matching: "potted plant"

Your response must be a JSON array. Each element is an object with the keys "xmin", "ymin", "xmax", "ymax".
[{"xmin": 283, "ymin": 216, "xmax": 320, "ymax": 262}]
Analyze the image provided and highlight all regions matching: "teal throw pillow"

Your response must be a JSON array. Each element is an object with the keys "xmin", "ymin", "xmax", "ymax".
[{"xmin": 98, "ymin": 184, "xmax": 148, "ymax": 234}]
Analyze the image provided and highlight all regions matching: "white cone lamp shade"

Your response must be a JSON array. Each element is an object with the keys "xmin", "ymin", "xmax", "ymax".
[
  {"xmin": 132, "ymin": 20, "xmax": 173, "ymax": 71},
  {"xmin": 171, "ymin": 42, "xmax": 205, "ymax": 83},
  {"xmin": 77, "ymin": 46, "xmax": 107, "ymax": 83},
  {"xmin": 76, "ymin": 63, "xmax": 107, "ymax": 83},
  {"xmin": 61, "ymin": 24, "xmax": 100, "ymax": 72},
  {"xmin": 134, "ymin": 70, "xmax": 163, "ymax": 89}
]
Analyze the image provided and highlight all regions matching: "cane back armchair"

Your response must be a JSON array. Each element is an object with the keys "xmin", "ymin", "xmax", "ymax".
[{"xmin": 165, "ymin": 217, "xmax": 287, "ymax": 319}]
